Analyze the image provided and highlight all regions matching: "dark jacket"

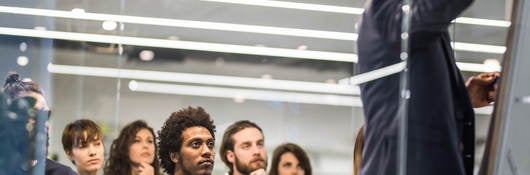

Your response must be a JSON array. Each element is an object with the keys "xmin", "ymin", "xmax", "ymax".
[
  {"xmin": 357, "ymin": 0, "xmax": 475, "ymax": 175},
  {"xmin": 45, "ymin": 159, "xmax": 77, "ymax": 175}
]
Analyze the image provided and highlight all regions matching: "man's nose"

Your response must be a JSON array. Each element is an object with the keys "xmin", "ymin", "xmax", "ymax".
[
  {"xmin": 201, "ymin": 143, "xmax": 213, "ymax": 158},
  {"xmin": 252, "ymin": 145, "xmax": 263, "ymax": 155}
]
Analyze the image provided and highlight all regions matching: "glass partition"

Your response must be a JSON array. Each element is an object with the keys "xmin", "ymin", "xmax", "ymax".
[
  {"xmin": 3, "ymin": 0, "xmax": 523, "ymax": 174},
  {"xmin": 1, "ymin": 0, "xmax": 363, "ymax": 175}
]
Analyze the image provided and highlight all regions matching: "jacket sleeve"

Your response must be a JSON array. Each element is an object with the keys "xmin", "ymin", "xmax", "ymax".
[{"xmin": 410, "ymin": 0, "xmax": 475, "ymax": 32}]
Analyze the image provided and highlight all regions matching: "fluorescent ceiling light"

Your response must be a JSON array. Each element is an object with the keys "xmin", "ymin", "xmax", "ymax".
[
  {"xmin": 453, "ymin": 17, "xmax": 511, "ymax": 27},
  {"xmin": 0, "ymin": 6, "xmax": 356, "ymax": 41},
  {"xmin": 7, "ymin": 25, "xmax": 499, "ymax": 73},
  {"xmin": 340, "ymin": 61, "xmax": 501, "ymax": 85},
  {"xmin": 452, "ymin": 42, "xmax": 506, "ymax": 54},
  {"xmin": 455, "ymin": 62, "xmax": 501, "ymax": 72},
  {"xmin": 200, "ymin": 0, "xmax": 510, "ymax": 28},
  {"xmin": 0, "ymin": 25, "xmax": 504, "ymax": 62},
  {"xmin": 47, "ymin": 62, "xmax": 498, "ymax": 108},
  {"xmin": 101, "ymin": 20, "xmax": 118, "ymax": 31},
  {"xmin": 0, "ymin": 27, "xmax": 356, "ymax": 62},
  {"xmin": 129, "ymin": 80, "xmax": 363, "ymax": 107},
  {"xmin": 201, "ymin": 0, "xmax": 364, "ymax": 15},
  {"xmin": 340, "ymin": 62, "xmax": 406, "ymax": 85},
  {"xmin": 3, "ymin": 26, "xmax": 502, "ymax": 73},
  {"xmin": 47, "ymin": 63, "xmax": 360, "ymax": 95},
  {"xmin": 0, "ymin": 6, "xmax": 506, "ymax": 54},
  {"xmin": 128, "ymin": 80, "xmax": 494, "ymax": 110}
]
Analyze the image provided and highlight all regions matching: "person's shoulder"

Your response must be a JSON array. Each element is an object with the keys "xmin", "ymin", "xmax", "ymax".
[{"xmin": 45, "ymin": 159, "xmax": 77, "ymax": 175}]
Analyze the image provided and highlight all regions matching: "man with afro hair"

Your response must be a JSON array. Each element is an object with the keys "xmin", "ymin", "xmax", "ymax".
[{"xmin": 158, "ymin": 106, "xmax": 216, "ymax": 175}]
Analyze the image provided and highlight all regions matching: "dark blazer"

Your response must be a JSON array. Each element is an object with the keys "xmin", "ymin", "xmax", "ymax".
[
  {"xmin": 45, "ymin": 159, "xmax": 77, "ymax": 175},
  {"xmin": 357, "ymin": 0, "xmax": 475, "ymax": 175}
]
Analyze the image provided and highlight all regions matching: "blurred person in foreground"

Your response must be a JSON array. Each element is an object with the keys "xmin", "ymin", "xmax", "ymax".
[
  {"xmin": 2, "ymin": 72, "xmax": 76, "ymax": 175},
  {"xmin": 357, "ymin": 0, "xmax": 499, "ymax": 174}
]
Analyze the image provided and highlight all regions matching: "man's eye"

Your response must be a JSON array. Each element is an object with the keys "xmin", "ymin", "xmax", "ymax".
[
  {"xmin": 192, "ymin": 141, "xmax": 201, "ymax": 148},
  {"xmin": 207, "ymin": 141, "xmax": 215, "ymax": 148}
]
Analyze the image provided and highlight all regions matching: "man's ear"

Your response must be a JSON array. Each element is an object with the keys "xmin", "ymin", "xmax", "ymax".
[
  {"xmin": 170, "ymin": 152, "xmax": 180, "ymax": 163},
  {"xmin": 226, "ymin": 150, "xmax": 235, "ymax": 163}
]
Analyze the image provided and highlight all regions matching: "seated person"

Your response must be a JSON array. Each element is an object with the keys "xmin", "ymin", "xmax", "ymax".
[
  {"xmin": 62, "ymin": 119, "xmax": 104, "ymax": 175},
  {"xmin": 2, "ymin": 72, "xmax": 76, "ymax": 175},
  {"xmin": 104, "ymin": 120, "xmax": 161, "ymax": 175},
  {"xmin": 269, "ymin": 143, "xmax": 312, "ymax": 175},
  {"xmin": 158, "ymin": 106, "xmax": 216, "ymax": 175}
]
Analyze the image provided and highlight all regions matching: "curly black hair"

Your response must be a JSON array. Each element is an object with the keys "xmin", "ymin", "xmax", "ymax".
[
  {"xmin": 158, "ymin": 106, "xmax": 216, "ymax": 175},
  {"xmin": 104, "ymin": 120, "xmax": 161, "ymax": 175}
]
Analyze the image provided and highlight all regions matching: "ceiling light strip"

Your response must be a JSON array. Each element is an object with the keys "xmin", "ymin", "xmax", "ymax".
[
  {"xmin": 0, "ymin": 6, "xmax": 507, "ymax": 54},
  {"xmin": 0, "ymin": 5, "xmax": 511, "ymax": 46},
  {"xmin": 200, "ymin": 0, "xmax": 510, "ymax": 28},
  {"xmin": 453, "ymin": 17, "xmax": 511, "ymax": 27},
  {"xmin": 344, "ymin": 62, "xmax": 406, "ymax": 85},
  {"xmin": 339, "ymin": 61, "xmax": 501, "ymax": 86},
  {"xmin": 127, "ymin": 80, "xmax": 494, "ymax": 111},
  {"xmin": 129, "ymin": 80, "xmax": 363, "ymax": 107},
  {"xmin": 201, "ymin": 0, "xmax": 364, "ymax": 14},
  {"xmin": 47, "ymin": 63, "xmax": 360, "ymax": 95},
  {"xmin": 0, "ymin": 6, "xmax": 356, "ymax": 41},
  {"xmin": 452, "ymin": 42, "xmax": 506, "ymax": 54},
  {"xmin": 0, "ymin": 27, "xmax": 356, "ymax": 62},
  {"xmin": 0, "ymin": 20, "xmax": 506, "ymax": 56},
  {"xmin": 455, "ymin": 62, "xmax": 501, "ymax": 72},
  {"xmin": 0, "ymin": 27, "xmax": 503, "ymax": 72}
]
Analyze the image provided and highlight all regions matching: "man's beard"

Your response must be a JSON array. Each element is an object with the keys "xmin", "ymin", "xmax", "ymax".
[
  {"xmin": 234, "ymin": 156, "xmax": 267, "ymax": 175},
  {"xmin": 178, "ymin": 155, "xmax": 212, "ymax": 175},
  {"xmin": 178, "ymin": 156, "xmax": 194, "ymax": 175}
]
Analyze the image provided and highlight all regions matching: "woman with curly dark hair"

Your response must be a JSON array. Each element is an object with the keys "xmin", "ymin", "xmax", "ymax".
[{"xmin": 104, "ymin": 120, "xmax": 161, "ymax": 175}]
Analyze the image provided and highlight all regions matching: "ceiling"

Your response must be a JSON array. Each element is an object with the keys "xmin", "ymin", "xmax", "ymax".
[{"xmin": 0, "ymin": 0, "xmax": 511, "ymax": 77}]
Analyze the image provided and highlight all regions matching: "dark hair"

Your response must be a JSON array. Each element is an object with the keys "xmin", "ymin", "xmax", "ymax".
[
  {"xmin": 353, "ymin": 125, "xmax": 364, "ymax": 175},
  {"xmin": 3, "ymin": 72, "xmax": 43, "ymax": 100},
  {"xmin": 61, "ymin": 119, "xmax": 103, "ymax": 164},
  {"xmin": 104, "ymin": 120, "xmax": 161, "ymax": 175},
  {"xmin": 158, "ymin": 106, "xmax": 216, "ymax": 175},
  {"xmin": 269, "ymin": 143, "xmax": 312, "ymax": 175},
  {"xmin": 219, "ymin": 120, "xmax": 263, "ymax": 174}
]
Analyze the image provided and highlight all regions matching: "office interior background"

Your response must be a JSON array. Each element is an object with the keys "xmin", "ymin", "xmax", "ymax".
[{"xmin": 0, "ymin": 0, "xmax": 513, "ymax": 174}]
